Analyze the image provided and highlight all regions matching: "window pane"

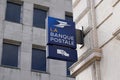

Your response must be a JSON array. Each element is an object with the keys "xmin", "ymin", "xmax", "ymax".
[
  {"xmin": 5, "ymin": 2, "xmax": 21, "ymax": 23},
  {"xmin": 32, "ymin": 48, "xmax": 46, "ymax": 71},
  {"xmin": 67, "ymin": 61, "xmax": 74, "ymax": 76},
  {"xmin": 65, "ymin": 15, "xmax": 73, "ymax": 22},
  {"xmin": 1, "ymin": 43, "xmax": 19, "ymax": 67},
  {"xmin": 33, "ymin": 8, "xmax": 47, "ymax": 28}
]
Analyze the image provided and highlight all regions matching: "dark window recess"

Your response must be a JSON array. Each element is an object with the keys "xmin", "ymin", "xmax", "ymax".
[
  {"xmin": 67, "ymin": 61, "xmax": 75, "ymax": 76},
  {"xmin": 33, "ymin": 8, "xmax": 47, "ymax": 28},
  {"xmin": 65, "ymin": 15, "xmax": 74, "ymax": 76},
  {"xmin": 5, "ymin": 2, "xmax": 21, "ymax": 23},
  {"xmin": 65, "ymin": 15, "xmax": 73, "ymax": 22},
  {"xmin": 32, "ymin": 48, "xmax": 46, "ymax": 71},
  {"xmin": 1, "ymin": 43, "xmax": 19, "ymax": 67}
]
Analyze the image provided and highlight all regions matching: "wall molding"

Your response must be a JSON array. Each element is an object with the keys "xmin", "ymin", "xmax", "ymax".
[
  {"xmin": 113, "ymin": 27, "xmax": 120, "ymax": 40},
  {"xmin": 96, "ymin": 13, "xmax": 113, "ymax": 29},
  {"xmin": 113, "ymin": 27, "xmax": 120, "ymax": 36},
  {"xmin": 112, "ymin": 0, "xmax": 120, "ymax": 7},
  {"xmin": 95, "ymin": 0, "xmax": 103, "ymax": 8},
  {"xmin": 75, "ymin": 8, "xmax": 90, "ymax": 24},
  {"xmin": 69, "ymin": 48, "xmax": 102, "ymax": 77},
  {"xmin": 99, "ymin": 27, "xmax": 120, "ymax": 48},
  {"xmin": 73, "ymin": 0, "xmax": 80, "ymax": 8}
]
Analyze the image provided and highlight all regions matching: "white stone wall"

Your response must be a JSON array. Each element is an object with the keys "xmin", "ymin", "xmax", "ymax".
[
  {"xmin": 76, "ymin": 65, "xmax": 93, "ymax": 80},
  {"xmin": 100, "ymin": 38, "xmax": 120, "ymax": 80},
  {"xmin": 98, "ymin": 0, "xmax": 120, "ymax": 80},
  {"xmin": 73, "ymin": 0, "xmax": 120, "ymax": 80},
  {"xmin": 0, "ymin": 0, "xmax": 75, "ymax": 80}
]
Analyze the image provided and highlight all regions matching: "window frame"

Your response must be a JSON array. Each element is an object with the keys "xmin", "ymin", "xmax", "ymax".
[
  {"xmin": 65, "ymin": 14, "xmax": 73, "ymax": 22},
  {"xmin": 31, "ymin": 48, "xmax": 46, "ymax": 72},
  {"xmin": 1, "ymin": 43, "xmax": 20, "ymax": 69},
  {"xmin": 5, "ymin": 1, "xmax": 23, "ymax": 23},
  {"xmin": 33, "ymin": 7, "xmax": 47, "ymax": 29}
]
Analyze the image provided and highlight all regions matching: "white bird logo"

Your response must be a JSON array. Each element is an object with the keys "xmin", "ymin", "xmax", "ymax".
[
  {"xmin": 57, "ymin": 49, "xmax": 69, "ymax": 57},
  {"xmin": 54, "ymin": 20, "xmax": 70, "ymax": 28}
]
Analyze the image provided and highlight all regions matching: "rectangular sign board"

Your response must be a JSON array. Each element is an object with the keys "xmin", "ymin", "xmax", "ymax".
[
  {"xmin": 47, "ymin": 17, "xmax": 76, "ymax": 49},
  {"xmin": 47, "ymin": 45, "xmax": 77, "ymax": 62}
]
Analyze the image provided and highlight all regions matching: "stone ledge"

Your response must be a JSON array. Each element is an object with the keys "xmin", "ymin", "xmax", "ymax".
[
  {"xmin": 72, "ymin": 0, "xmax": 80, "ymax": 8},
  {"xmin": 112, "ymin": 0, "xmax": 120, "ymax": 7},
  {"xmin": 96, "ymin": 13, "xmax": 113, "ymax": 28},
  {"xmin": 3, "ymin": 39, "xmax": 21, "ymax": 45},
  {"xmin": 116, "ymin": 33, "xmax": 120, "ymax": 40},
  {"xmin": 75, "ymin": 8, "xmax": 90, "ymax": 24},
  {"xmin": 69, "ymin": 49, "xmax": 102, "ymax": 77},
  {"xmin": 113, "ymin": 27, "xmax": 120, "ymax": 36},
  {"xmin": 95, "ymin": 0, "xmax": 103, "ymax": 8},
  {"xmin": 113, "ymin": 27, "xmax": 120, "ymax": 40}
]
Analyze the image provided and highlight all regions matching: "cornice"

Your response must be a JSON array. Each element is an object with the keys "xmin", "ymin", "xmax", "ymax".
[{"xmin": 69, "ymin": 48, "xmax": 102, "ymax": 77}]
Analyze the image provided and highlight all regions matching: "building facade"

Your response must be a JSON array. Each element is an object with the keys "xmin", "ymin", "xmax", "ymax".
[
  {"xmin": 0, "ymin": 0, "xmax": 75, "ymax": 80},
  {"xmin": 70, "ymin": 0, "xmax": 120, "ymax": 80}
]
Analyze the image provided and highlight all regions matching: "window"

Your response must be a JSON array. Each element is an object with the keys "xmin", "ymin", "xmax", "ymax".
[
  {"xmin": 5, "ymin": 2, "xmax": 22, "ymax": 23},
  {"xmin": 33, "ymin": 8, "xmax": 47, "ymax": 28},
  {"xmin": 67, "ymin": 61, "xmax": 74, "ymax": 76},
  {"xmin": 1, "ymin": 43, "xmax": 19, "ymax": 67},
  {"xmin": 65, "ymin": 14, "xmax": 74, "ymax": 76},
  {"xmin": 65, "ymin": 15, "xmax": 73, "ymax": 22},
  {"xmin": 32, "ymin": 48, "xmax": 46, "ymax": 71}
]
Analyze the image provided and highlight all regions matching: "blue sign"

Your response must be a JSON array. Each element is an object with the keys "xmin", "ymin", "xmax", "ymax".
[
  {"xmin": 47, "ymin": 45, "xmax": 77, "ymax": 62},
  {"xmin": 47, "ymin": 17, "xmax": 76, "ymax": 49}
]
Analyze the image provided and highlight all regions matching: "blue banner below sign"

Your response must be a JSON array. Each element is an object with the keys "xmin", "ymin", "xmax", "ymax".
[{"xmin": 47, "ymin": 45, "xmax": 77, "ymax": 62}]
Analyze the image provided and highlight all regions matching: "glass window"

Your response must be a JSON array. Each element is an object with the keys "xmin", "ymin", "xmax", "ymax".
[
  {"xmin": 33, "ymin": 8, "xmax": 47, "ymax": 28},
  {"xmin": 65, "ymin": 15, "xmax": 73, "ymax": 22},
  {"xmin": 1, "ymin": 43, "xmax": 19, "ymax": 67},
  {"xmin": 67, "ymin": 61, "xmax": 74, "ymax": 76},
  {"xmin": 32, "ymin": 48, "xmax": 46, "ymax": 71},
  {"xmin": 5, "ymin": 2, "xmax": 22, "ymax": 23}
]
